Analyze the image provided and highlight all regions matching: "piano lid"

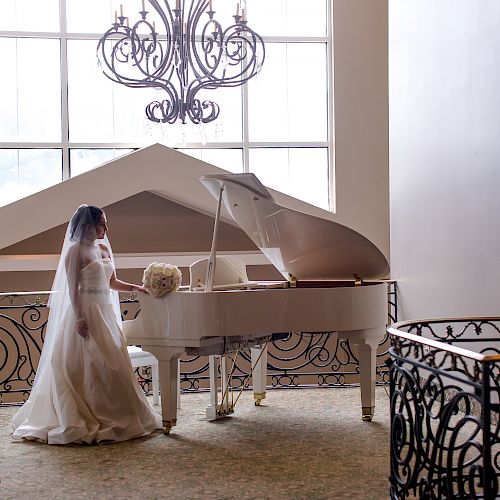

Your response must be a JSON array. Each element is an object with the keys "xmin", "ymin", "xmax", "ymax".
[{"xmin": 200, "ymin": 173, "xmax": 390, "ymax": 281}]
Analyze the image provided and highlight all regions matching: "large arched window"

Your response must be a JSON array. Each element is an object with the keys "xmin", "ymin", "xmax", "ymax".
[{"xmin": 0, "ymin": 0, "xmax": 332, "ymax": 209}]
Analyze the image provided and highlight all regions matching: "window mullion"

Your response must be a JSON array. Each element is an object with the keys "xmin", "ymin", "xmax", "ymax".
[
  {"xmin": 60, "ymin": 0, "xmax": 70, "ymax": 180},
  {"xmin": 242, "ymin": 78, "xmax": 250, "ymax": 173},
  {"xmin": 326, "ymin": 0, "xmax": 334, "ymax": 212},
  {"xmin": 15, "ymin": 38, "xmax": 19, "ymax": 138}
]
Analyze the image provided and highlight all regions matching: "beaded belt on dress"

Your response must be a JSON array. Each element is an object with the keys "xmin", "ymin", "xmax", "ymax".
[{"xmin": 79, "ymin": 287, "xmax": 110, "ymax": 295}]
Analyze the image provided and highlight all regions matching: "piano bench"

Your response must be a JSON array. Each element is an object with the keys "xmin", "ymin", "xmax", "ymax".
[{"xmin": 127, "ymin": 346, "xmax": 160, "ymax": 405}]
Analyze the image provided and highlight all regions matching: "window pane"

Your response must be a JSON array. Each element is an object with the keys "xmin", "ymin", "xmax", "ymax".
[
  {"xmin": 0, "ymin": 0, "xmax": 59, "ymax": 31},
  {"xmin": 0, "ymin": 38, "xmax": 61, "ymax": 141},
  {"xmin": 248, "ymin": 43, "xmax": 328, "ymax": 142},
  {"xmin": 178, "ymin": 148, "xmax": 243, "ymax": 173},
  {"xmin": 0, "ymin": 149, "xmax": 62, "ymax": 207},
  {"xmin": 68, "ymin": 0, "xmax": 158, "ymax": 34},
  {"xmin": 67, "ymin": 0, "xmax": 243, "ymax": 34},
  {"xmin": 70, "ymin": 149, "xmax": 135, "ymax": 177},
  {"xmin": 67, "ymin": 40, "xmax": 114, "ymax": 141},
  {"xmin": 249, "ymin": 148, "xmax": 329, "ymax": 209},
  {"xmin": 249, "ymin": 0, "xmax": 327, "ymax": 37},
  {"xmin": 67, "ymin": 0, "xmax": 113, "ymax": 33},
  {"xmin": 67, "ymin": 0, "xmax": 328, "ymax": 36},
  {"xmin": 68, "ymin": 40, "xmax": 242, "ymax": 143}
]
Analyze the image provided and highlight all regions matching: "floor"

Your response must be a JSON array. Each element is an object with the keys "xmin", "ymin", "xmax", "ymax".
[{"xmin": 0, "ymin": 387, "xmax": 391, "ymax": 499}]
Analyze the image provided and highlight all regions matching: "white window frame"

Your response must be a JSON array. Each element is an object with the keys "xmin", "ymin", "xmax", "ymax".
[{"xmin": 0, "ymin": 1, "xmax": 334, "ymax": 209}]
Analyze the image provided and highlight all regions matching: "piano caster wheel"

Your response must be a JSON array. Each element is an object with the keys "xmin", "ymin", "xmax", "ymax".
[
  {"xmin": 253, "ymin": 393, "xmax": 266, "ymax": 407},
  {"xmin": 362, "ymin": 407, "xmax": 374, "ymax": 422},
  {"xmin": 163, "ymin": 419, "xmax": 176, "ymax": 435}
]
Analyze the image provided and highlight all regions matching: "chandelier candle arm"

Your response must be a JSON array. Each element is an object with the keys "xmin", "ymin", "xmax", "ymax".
[{"xmin": 97, "ymin": 0, "xmax": 265, "ymax": 125}]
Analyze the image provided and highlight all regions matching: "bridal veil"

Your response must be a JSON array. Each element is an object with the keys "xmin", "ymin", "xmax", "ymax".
[{"xmin": 11, "ymin": 205, "xmax": 161, "ymax": 443}]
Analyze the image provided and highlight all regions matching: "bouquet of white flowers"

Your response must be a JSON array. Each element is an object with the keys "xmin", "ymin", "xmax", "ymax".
[{"xmin": 142, "ymin": 262, "xmax": 182, "ymax": 298}]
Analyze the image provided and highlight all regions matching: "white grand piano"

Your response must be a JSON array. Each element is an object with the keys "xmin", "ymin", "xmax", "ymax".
[{"xmin": 123, "ymin": 173, "xmax": 390, "ymax": 434}]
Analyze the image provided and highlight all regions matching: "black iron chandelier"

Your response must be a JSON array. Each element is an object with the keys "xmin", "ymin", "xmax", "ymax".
[{"xmin": 97, "ymin": 1, "xmax": 265, "ymax": 125}]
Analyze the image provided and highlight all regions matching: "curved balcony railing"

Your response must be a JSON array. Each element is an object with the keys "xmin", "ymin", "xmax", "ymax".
[
  {"xmin": 0, "ymin": 282, "xmax": 397, "ymax": 405},
  {"xmin": 388, "ymin": 318, "xmax": 500, "ymax": 499}
]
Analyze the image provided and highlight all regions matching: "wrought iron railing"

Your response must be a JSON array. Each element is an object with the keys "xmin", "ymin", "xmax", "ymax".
[
  {"xmin": 1, "ymin": 281, "xmax": 397, "ymax": 405},
  {"xmin": 388, "ymin": 318, "xmax": 500, "ymax": 499}
]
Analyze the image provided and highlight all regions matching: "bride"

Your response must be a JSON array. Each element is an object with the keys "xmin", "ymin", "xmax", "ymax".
[{"xmin": 12, "ymin": 205, "xmax": 162, "ymax": 444}]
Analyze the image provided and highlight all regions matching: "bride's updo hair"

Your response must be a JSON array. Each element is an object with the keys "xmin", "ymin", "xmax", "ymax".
[{"xmin": 69, "ymin": 205, "xmax": 104, "ymax": 242}]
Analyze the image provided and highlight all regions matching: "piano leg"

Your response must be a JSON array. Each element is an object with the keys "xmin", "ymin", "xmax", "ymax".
[
  {"xmin": 251, "ymin": 344, "xmax": 268, "ymax": 406},
  {"xmin": 207, "ymin": 355, "xmax": 218, "ymax": 420},
  {"xmin": 346, "ymin": 327, "xmax": 385, "ymax": 422},
  {"xmin": 144, "ymin": 346, "xmax": 183, "ymax": 434},
  {"xmin": 152, "ymin": 362, "xmax": 160, "ymax": 406},
  {"xmin": 177, "ymin": 359, "xmax": 181, "ymax": 410},
  {"xmin": 159, "ymin": 357, "xmax": 180, "ymax": 433}
]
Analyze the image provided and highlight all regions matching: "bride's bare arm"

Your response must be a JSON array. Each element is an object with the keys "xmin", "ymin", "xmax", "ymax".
[{"xmin": 109, "ymin": 271, "xmax": 148, "ymax": 294}]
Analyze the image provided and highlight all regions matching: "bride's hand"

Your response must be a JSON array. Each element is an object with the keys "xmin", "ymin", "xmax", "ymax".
[
  {"xmin": 133, "ymin": 285, "xmax": 149, "ymax": 294},
  {"xmin": 76, "ymin": 318, "xmax": 89, "ymax": 337}
]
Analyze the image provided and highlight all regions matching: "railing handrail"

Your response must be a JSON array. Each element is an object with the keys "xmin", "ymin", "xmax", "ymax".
[
  {"xmin": 389, "ymin": 317, "xmax": 500, "ymax": 363},
  {"xmin": 0, "ymin": 291, "xmax": 52, "ymax": 297},
  {"xmin": 0, "ymin": 290, "xmax": 138, "ymax": 302}
]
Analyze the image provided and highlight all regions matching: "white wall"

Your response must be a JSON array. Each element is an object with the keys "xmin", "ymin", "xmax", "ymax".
[
  {"xmin": 333, "ymin": 0, "xmax": 390, "ymax": 260},
  {"xmin": 390, "ymin": 0, "xmax": 500, "ymax": 319}
]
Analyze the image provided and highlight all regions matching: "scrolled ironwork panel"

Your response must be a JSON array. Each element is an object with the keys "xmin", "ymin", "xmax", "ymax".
[
  {"xmin": 0, "ymin": 299, "xmax": 47, "ymax": 405},
  {"xmin": 389, "ymin": 319, "xmax": 500, "ymax": 499},
  {"xmin": 179, "ymin": 330, "xmax": 391, "ymax": 392}
]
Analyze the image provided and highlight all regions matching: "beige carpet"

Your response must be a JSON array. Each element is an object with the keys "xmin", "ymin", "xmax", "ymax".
[{"xmin": 0, "ymin": 387, "xmax": 391, "ymax": 500}]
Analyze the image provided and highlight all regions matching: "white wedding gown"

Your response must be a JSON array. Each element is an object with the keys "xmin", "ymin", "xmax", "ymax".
[{"xmin": 12, "ymin": 259, "xmax": 162, "ymax": 444}]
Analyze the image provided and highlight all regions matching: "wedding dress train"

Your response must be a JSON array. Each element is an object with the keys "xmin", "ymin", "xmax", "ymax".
[{"xmin": 12, "ymin": 259, "xmax": 162, "ymax": 444}]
